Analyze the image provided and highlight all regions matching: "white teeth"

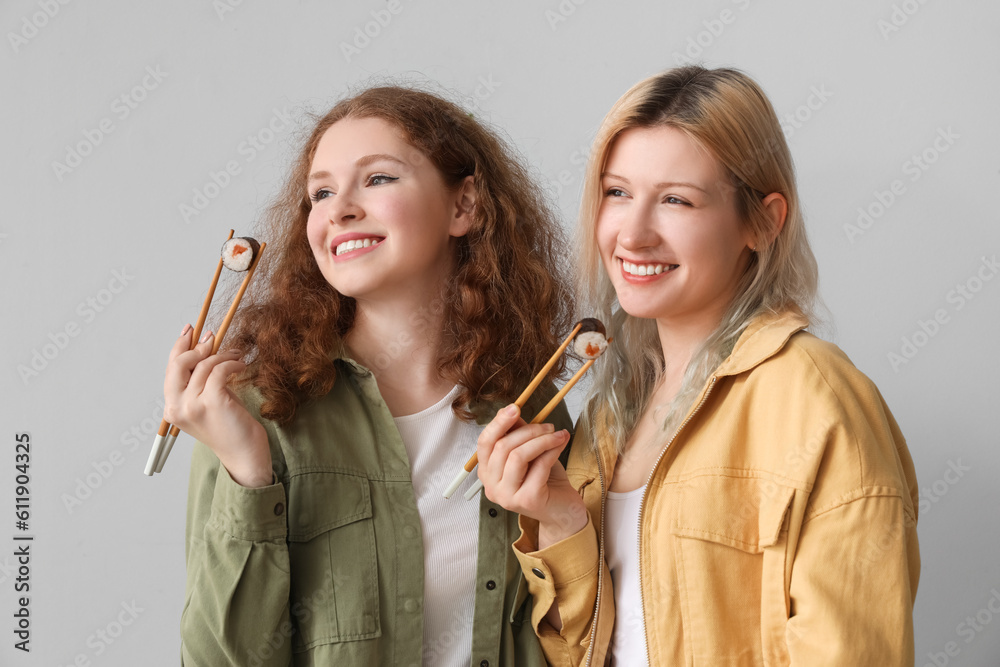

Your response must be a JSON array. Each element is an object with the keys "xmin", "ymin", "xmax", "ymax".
[
  {"xmin": 622, "ymin": 260, "xmax": 674, "ymax": 276},
  {"xmin": 336, "ymin": 237, "xmax": 382, "ymax": 256}
]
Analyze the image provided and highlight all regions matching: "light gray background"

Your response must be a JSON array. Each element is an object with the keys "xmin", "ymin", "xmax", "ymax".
[{"xmin": 1, "ymin": 1, "xmax": 997, "ymax": 665}]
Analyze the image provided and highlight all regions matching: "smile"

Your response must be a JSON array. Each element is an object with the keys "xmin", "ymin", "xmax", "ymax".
[
  {"xmin": 620, "ymin": 259, "xmax": 678, "ymax": 277},
  {"xmin": 333, "ymin": 236, "xmax": 384, "ymax": 259}
]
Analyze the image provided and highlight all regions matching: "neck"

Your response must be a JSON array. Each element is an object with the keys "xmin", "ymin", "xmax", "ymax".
[
  {"xmin": 654, "ymin": 309, "xmax": 726, "ymax": 381},
  {"xmin": 345, "ymin": 288, "xmax": 455, "ymax": 417}
]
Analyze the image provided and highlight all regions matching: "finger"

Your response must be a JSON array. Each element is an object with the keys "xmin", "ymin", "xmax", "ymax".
[
  {"xmin": 167, "ymin": 323, "xmax": 194, "ymax": 364},
  {"xmin": 518, "ymin": 431, "xmax": 570, "ymax": 496},
  {"xmin": 202, "ymin": 358, "xmax": 247, "ymax": 399},
  {"xmin": 484, "ymin": 422, "xmax": 556, "ymax": 482},
  {"xmin": 186, "ymin": 349, "xmax": 244, "ymax": 398},
  {"xmin": 476, "ymin": 403, "xmax": 527, "ymax": 469},
  {"xmin": 164, "ymin": 329, "xmax": 217, "ymax": 399},
  {"xmin": 494, "ymin": 429, "xmax": 568, "ymax": 499}
]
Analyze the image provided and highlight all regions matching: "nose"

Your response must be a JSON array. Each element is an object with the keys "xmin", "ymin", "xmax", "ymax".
[
  {"xmin": 328, "ymin": 191, "xmax": 364, "ymax": 225},
  {"xmin": 616, "ymin": 202, "xmax": 659, "ymax": 251}
]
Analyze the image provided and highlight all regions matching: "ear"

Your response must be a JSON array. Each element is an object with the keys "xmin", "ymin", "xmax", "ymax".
[
  {"xmin": 450, "ymin": 175, "xmax": 476, "ymax": 238},
  {"xmin": 755, "ymin": 192, "xmax": 787, "ymax": 249}
]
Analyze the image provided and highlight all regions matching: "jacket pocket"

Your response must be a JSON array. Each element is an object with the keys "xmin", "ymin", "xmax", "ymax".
[
  {"xmin": 286, "ymin": 471, "xmax": 381, "ymax": 651},
  {"xmin": 672, "ymin": 475, "xmax": 795, "ymax": 666}
]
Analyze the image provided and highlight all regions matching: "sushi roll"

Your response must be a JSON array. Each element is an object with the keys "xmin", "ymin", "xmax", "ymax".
[
  {"xmin": 221, "ymin": 237, "xmax": 261, "ymax": 272},
  {"xmin": 573, "ymin": 318, "xmax": 608, "ymax": 360}
]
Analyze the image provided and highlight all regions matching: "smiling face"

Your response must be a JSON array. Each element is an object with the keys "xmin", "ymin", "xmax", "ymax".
[
  {"xmin": 305, "ymin": 116, "xmax": 471, "ymax": 304},
  {"xmin": 596, "ymin": 125, "xmax": 754, "ymax": 330}
]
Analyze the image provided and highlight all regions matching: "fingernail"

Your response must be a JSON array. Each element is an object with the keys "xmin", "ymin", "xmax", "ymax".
[
  {"xmin": 503, "ymin": 404, "xmax": 518, "ymax": 416},
  {"xmin": 543, "ymin": 423, "xmax": 555, "ymax": 432},
  {"xmin": 180, "ymin": 323, "xmax": 192, "ymax": 336},
  {"xmin": 199, "ymin": 330, "xmax": 214, "ymax": 344},
  {"xmin": 229, "ymin": 349, "xmax": 243, "ymax": 356}
]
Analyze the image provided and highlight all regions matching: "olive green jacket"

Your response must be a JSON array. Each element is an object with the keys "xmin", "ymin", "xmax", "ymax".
[{"xmin": 181, "ymin": 355, "xmax": 572, "ymax": 666}]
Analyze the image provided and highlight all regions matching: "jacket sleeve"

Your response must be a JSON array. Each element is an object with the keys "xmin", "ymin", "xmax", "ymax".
[
  {"xmin": 785, "ymin": 492, "xmax": 919, "ymax": 665},
  {"xmin": 180, "ymin": 441, "xmax": 293, "ymax": 667},
  {"xmin": 784, "ymin": 369, "xmax": 921, "ymax": 666},
  {"xmin": 512, "ymin": 513, "xmax": 613, "ymax": 667}
]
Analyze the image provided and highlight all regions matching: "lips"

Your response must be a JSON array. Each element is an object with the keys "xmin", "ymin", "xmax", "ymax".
[
  {"xmin": 619, "ymin": 257, "xmax": 678, "ymax": 278},
  {"xmin": 330, "ymin": 232, "xmax": 385, "ymax": 260}
]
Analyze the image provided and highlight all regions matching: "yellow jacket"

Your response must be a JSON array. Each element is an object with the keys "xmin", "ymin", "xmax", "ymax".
[{"xmin": 513, "ymin": 310, "xmax": 920, "ymax": 666}]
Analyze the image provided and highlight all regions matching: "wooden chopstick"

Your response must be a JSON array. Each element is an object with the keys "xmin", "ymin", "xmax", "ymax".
[
  {"xmin": 152, "ymin": 241, "xmax": 267, "ymax": 474},
  {"xmin": 441, "ymin": 322, "xmax": 582, "ymax": 498},
  {"xmin": 144, "ymin": 230, "xmax": 234, "ymax": 476},
  {"xmin": 460, "ymin": 337, "xmax": 612, "ymax": 500}
]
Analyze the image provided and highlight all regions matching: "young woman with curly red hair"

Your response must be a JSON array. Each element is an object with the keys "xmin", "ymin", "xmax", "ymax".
[{"xmin": 164, "ymin": 86, "xmax": 574, "ymax": 666}]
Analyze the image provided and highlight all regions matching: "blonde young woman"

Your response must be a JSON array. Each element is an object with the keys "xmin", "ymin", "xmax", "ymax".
[{"xmin": 476, "ymin": 67, "xmax": 920, "ymax": 666}]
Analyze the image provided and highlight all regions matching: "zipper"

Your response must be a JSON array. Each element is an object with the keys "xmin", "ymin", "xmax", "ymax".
[
  {"xmin": 584, "ymin": 430, "xmax": 608, "ymax": 667},
  {"xmin": 636, "ymin": 376, "xmax": 717, "ymax": 664}
]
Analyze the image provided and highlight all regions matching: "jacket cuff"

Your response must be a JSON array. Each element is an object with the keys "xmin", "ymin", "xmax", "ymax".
[
  {"xmin": 208, "ymin": 466, "xmax": 287, "ymax": 542},
  {"xmin": 513, "ymin": 514, "xmax": 599, "ymax": 629}
]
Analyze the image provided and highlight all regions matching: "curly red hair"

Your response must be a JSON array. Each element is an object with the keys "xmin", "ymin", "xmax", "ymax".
[{"xmin": 220, "ymin": 86, "xmax": 574, "ymax": 425}]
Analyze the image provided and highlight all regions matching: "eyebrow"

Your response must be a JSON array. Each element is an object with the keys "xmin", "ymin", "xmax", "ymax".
[
  {"xmin": 601, "ymin": 171, "xmax": 709, "ymax": 194},
  {"xmin": 308, "ymin": 153, "xmax": 406, "ymax": 182}
]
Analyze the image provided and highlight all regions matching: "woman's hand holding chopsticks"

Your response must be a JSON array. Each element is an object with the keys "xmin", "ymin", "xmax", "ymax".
[
  {"xmin": 475, "ymin": 404, "xmax": 588, "ymax": 550},
  {"xmin": 162, "ymin": 324, "xmax": 272, "ymax": 488}
]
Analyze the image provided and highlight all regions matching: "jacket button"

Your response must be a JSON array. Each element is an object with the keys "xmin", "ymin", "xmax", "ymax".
[
  {"xmin": 404, "ymin": 599, "xmax": 418, "ymax": 613},
  {"xmin": 488, "ymin": 508, "xmax": 498, "ymax": 518},
  {"xmin": 485, "ymin": 580, "xmax": 496, "ymax": 590},
  {"xmin": 273, "ymin": 502, "xmax": 284, "ymax": 516},
  {"xmin": 531, "ymin": 568, "xmax": 545, "ymax": 579},
  {"xmin": 480, "ymin": 661, "xmax": 489, "ymax": 667}
]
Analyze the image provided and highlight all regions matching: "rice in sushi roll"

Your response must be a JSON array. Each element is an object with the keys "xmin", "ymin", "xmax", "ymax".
[
  {"xmin": 573, "ymin": 318, "xmax": 608, "ymax": 360},
  {"xmin": 221, "ymin": 237, "xmax": 261, "ymax": 272}
]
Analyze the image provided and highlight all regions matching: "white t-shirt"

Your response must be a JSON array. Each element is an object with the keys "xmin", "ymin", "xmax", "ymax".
[
  {"xmin": 605, "ymin": 485, "xmax": 650, "ymax": 666},
  {"xmin": 393, "ymin": 385, "xmax": 483, "ymax": 667}
]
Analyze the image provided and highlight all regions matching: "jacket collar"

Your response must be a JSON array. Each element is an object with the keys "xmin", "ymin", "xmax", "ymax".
[
  {"xmin": 713, "ymin": 309, "xmax": 809, "ymax": 378},
  {"xmin": 589, "ymin": 309, "xmax": 809, "ymax": 478}
]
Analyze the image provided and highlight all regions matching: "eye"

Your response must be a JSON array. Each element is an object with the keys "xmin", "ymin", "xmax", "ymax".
[
  {"xmin": 367, "ymin": 173, "xmax": 398, "ymax": 186},
  {"xmin": 604, "ymin": 187, "xmax": 628, "ymax": 198},
  {"xmin": 665, "ymin": 195, "xmax": 690, "ymax": 206},
  {"xmin": 309, "ymin": 189, "xmax": 332, "ymax": 203}
]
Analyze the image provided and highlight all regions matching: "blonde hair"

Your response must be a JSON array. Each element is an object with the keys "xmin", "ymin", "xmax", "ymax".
[{"xmin": 579, "ymin": 66, "xmax": 819, "ymax": 453}]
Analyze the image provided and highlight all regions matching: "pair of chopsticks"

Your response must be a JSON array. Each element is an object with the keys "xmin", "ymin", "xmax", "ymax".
[
  {"xmin": 443, "ymin": 322, "xmax": 609, "ymax": 500},
  {"xmin": 144, "ymin": 230, "xmax": 266, "ymax": 476}
]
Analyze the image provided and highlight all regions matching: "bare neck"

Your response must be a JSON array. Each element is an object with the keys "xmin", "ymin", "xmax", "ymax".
[{"xmin": 345, "ymin": 294, "xmax": 455, "ymax": 418}]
